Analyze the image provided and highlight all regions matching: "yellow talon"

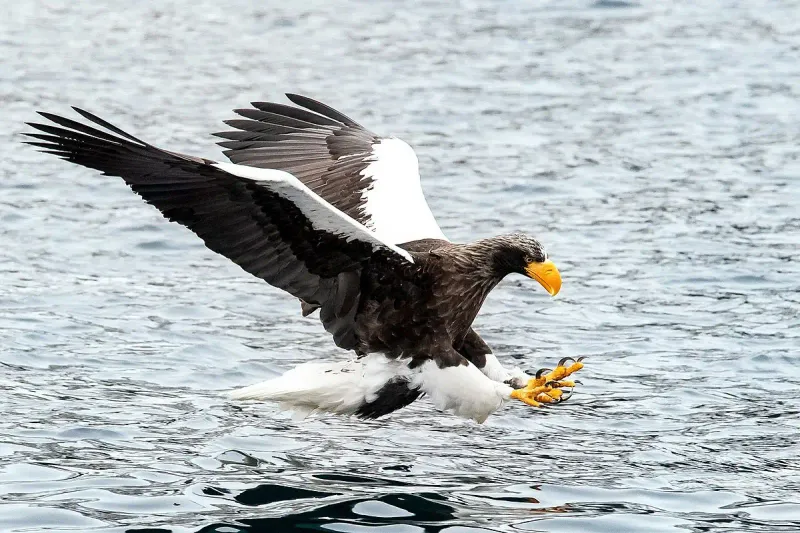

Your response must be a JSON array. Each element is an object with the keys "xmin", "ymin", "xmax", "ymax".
[
  {"xmin": 536, "ymin": 393, "xmax": 558, "ymax": 403},
  {"xmin": 565, "ymin": 360, "xmax": 584, "ymax": 375},
  {"xmin": 511, "ymin": 383, "xmax": 559, "ymax": 406},
  {"xmin": 511, "ymin": 357, "xmax": 585, "ymax": 409},
  {"xmin": 510, "ymin": 388, "xmax": 543, "ymax": 407},
  {"xmin": 544, "ymin": 388, "xmax": 563, "ymax": 400},
  {"xmin": 524, "ymin": 358, "xmax": 584, "ymax": 390}
]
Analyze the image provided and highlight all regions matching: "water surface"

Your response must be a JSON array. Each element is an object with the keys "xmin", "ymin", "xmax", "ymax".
[{"xmin": 1, "ymin": 1, "xmax": 799, "ymax": 531}]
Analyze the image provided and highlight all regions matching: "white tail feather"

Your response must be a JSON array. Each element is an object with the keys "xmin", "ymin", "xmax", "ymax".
[{"xmin": 228, "ymin": 355, "xmax": 410, "ymax": 417}]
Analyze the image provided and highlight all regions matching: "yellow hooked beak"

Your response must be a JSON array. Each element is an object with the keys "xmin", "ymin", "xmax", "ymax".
[{"xmin": 525, "ymin": 259, "xmax": 561, "ymax": 296}]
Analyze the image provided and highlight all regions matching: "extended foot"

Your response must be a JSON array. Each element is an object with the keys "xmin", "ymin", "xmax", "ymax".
[{"xmin": 510, "ymin": 357, "xmax": 585, "ymax": 408}]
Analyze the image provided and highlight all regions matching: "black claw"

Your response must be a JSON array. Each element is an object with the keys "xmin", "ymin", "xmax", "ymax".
[
  {"xmin": 536, "ymin": 368, "xmax": 551, "ymax": 378},
  {"xmin": 557, "ymin": 357, "xmax": 571, "ymax": 367},
  {"xmin": 556, "ymin": 356, "xmax": 586, "ymax": 367}
]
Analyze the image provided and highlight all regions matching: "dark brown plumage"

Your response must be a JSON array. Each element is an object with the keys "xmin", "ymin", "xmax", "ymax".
[
  {"xmin": 215, "ymin": 100, "xmax": 528, "ymax": 379},
  {"xmin": 215, "ymin": 94, "xmax": 379, "ymax": 225}
]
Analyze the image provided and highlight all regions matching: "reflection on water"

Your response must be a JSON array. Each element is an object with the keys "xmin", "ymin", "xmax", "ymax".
[{"xmin": 2, "ymin": 0, "xmax": 799, "ymax": 532}]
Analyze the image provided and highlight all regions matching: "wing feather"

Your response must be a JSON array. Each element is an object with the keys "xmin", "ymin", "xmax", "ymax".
[
  {"xmin": 214, "ymin": 94, "xmax": 448, "ymax": 244},
  {"xmin": 24, "ymin": 109, "xmax": 413, "ymax": 350}
]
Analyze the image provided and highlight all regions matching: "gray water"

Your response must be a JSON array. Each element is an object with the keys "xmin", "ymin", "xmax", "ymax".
[{"xmin": 2, "ymin": 1, "xmax": 799, "ymax": 531}]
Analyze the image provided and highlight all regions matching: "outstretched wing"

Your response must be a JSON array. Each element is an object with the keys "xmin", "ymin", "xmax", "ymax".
[
  {"xmin": 214, "ymin": 93, "xmax": 447, "ymax": 245},
  {"xmin": 24, "ymin": 108, "xmax": 414, "ymax": 349}
]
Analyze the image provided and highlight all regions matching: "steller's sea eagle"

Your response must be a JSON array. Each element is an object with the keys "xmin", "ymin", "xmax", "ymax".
[{"xmin": 24, "ymin": 94, "xmax": 584, "ymax": 423}]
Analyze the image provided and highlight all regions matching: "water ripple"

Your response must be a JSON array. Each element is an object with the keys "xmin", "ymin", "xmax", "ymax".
[{"xmin": 2, "ymin": 0, "xmax": 800, "ymax": 531}]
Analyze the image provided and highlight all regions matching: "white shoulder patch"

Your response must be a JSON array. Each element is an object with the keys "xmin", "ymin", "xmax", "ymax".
[
  {"xmin": 212, "ymin": 162, "xmax": 413, "ymax": 262},
  {"xmin": 360, "ymin": 138, "xmax": 448, "ymax": 245}
]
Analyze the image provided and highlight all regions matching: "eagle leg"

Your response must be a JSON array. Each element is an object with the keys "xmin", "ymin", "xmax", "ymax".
[{"xmin": 509, "ymin": 357, "xmax": 585, "ymax": 408}]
